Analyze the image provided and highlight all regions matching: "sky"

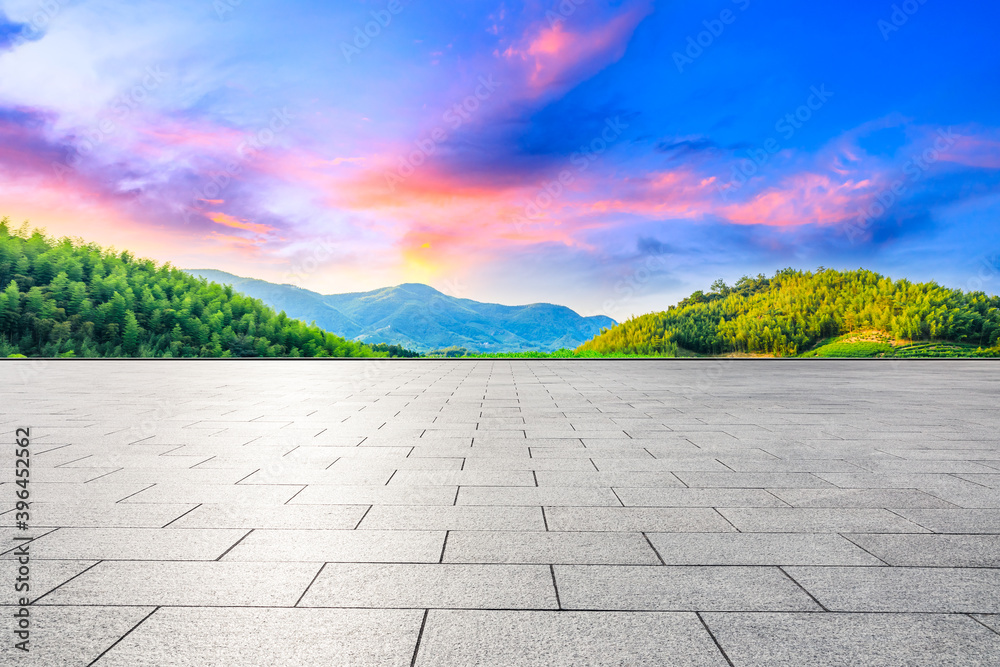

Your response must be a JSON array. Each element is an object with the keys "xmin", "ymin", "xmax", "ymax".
[{"xmin": 1, "ymin": 0, "xmax": 999, "ymax": 321}]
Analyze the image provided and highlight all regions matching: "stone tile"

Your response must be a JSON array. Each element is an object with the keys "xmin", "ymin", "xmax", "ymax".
[
  {"xmin": 222, "ymin": 528, "xmax": 445, "ymax": 562},
  {"xmin": 973, "ymin": 614, "xmax": 1000, "ymax": 634},
  {"xmin": 544, "ymin": 507, "xmax": 736, "ymax": 532},
  {"xmin": 121, "ymin": 483, "xmax": 302, "ymax": 505},
  {"xmin": 290, "ymin": 485, "xmax": 458, "ymax": 506},
  {"xmin": 555, "ymin": 565, "xmax": 820, "ymax": 611},
  {"xmin": 850, "ymin": 460, "xmax": 999, "ymax": 474},
  {"xmin": 169, "ymin": 503, "xmax": 370, "ymax": 529},
  {"xmin": 920, "ymin": 485, "xmax": 1000, "ymax": 509},
  {"xmin": 387, "ymin": 470, "xmax": 535, "ymax": 486},
  {"xmin": 954, "ymin": 473, "xmax": 1000, "ymax": 488},
  {"xmin": 333, "ymin": 457, "xmax": 465, "ymax": 471},
  {"xmin": 674, "ymin": 472, "xmax": 836, "ymax": 488},
  {"xmin": 529, "ymin": 448, "xmax": 653, "ymax": 459},
  {"xmin": 0, "ymin": 466, "xmax": 120, "ymax": 483},
  {"xmin": 716, "ymin": 459, "xmax": 864, "ymax": 473},
  {"xmin": 770, "ymin": 488, "xmax": 956, "ymax": 509},
  {"xmin": 845, "ymin": 534, "xmax": 1000, "ymax": 567},
  {"xmin": 239, "ymin": 468, "xmax": 393, "ymax": 486},
  {"xmin": 703, "ymin": 612, "xmax": 1000, "ymax": 666},
  {"xmin": 0, "ymin": 606, "xmax": 155, "ymax": 666},
  {"xmin": 719, "ymin": 508, "xmax": 929, "ymax": 533},
  {"xmin": 461, "ymin": 457, "xmax": 599, "ymax": 471},
  {"xmin": 26, "ymin": 527, "xmax": 249, "ymax": 560},
  {"xmin": 814, "ymin": 472, "xmax": 982, "ymax": 489},
  {"xmin": 90, "ymin": 468, "xmax": 257, "ymax": 485},
  {"xmin": 443, "ymin": 531, "xmax": 659, "ymax": 564},
  {"xmin": 785, "ymin": 566, "xmax": 1000, "ymax": 612},
  {"xmin": 648, "ymin": 533, "xmax": 883, "ymax": 566},
  {"xmin": 534, "ymin": 471, "xmax": 685, "ymax": 487},
  {"xmin": 22, "ymin": 482, "xmax": 159, "ymax": 505},
  {"xmin": 414, "ymin": 610, "xmax": 728, "ymax": 666},
  {"xmin": 0, "ymin": 558, "xmax": 96, "ymax": 602},
  {"xmin": 892, "ymin": 508, "xmax": 1000, "ymax": 533},
  {"xmin": 358, "ymin": 505, "xmax": 545, "ymax": 531},
  {"xmin": 300, "ymin": 563, "xmax": 557, "ymax": 609},
  {"xmin": 456, "ymin": 486, "xmax": 621, "ymax": 506},
  {"xmin": 615, "ymin": 488, "xmax": 788, "ymax": 507},
  {"xmin": 41, "ymin": 561, "xmax": 321, "ymax": 606},
  {"xmin": 0, "ymin": 502, "xmax": 197, "ymax": 528},
  {"xmin": 96, "ymin": 608, "xmax": 423, "ymax": 666}
]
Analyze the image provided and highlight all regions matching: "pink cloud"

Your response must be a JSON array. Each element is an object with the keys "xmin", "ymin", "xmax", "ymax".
[
  {"xmin": 206, "ymin": 211, "xmax": 276, "ymax": 236},
  {"xmin": 501, "ymin": 3, "xmax": 652, "ymax": 95},
  {"xmin": 938, "ymin": 132, "xmax": 1000, "ymax": 170},
  {"xmin": 720, "ymin": 173, "xmax": 876, "ymax": 227}
]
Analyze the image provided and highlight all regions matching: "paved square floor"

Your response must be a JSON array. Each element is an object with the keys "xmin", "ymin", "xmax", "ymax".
[{"xmin": 2, "ymin": 359, "xmax": 999, "ymax": 665}]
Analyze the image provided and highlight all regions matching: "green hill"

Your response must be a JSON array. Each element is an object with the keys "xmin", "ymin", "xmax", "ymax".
[
  {"xmin": 578, "ymin": 268, "xmax": 1000, "ymax": 358},
  {"xmin": 0, "ymin": 220, "xmax": 416, "ymax": 358},
  {"xmin": 186, "ymin": 270, "xmax": 617, "ymax": 353}
]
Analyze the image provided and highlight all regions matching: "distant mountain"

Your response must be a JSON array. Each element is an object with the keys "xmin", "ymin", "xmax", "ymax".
[{"xmin": 185, "ymin": 270, "xmax": 617, "ymax": 352}]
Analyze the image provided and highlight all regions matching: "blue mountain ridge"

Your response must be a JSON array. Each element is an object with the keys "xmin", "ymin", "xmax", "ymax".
[{"xmin": 185, "ymin": 270, "xmax": 617, "ymax": 353}]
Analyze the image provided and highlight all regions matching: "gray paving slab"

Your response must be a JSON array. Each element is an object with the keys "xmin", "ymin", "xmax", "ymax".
[
  {"xmin": 534, "ymin": 471, "xmax": 686, "ymax": 487},
  {"xmin": 95, "ymin": 608, "xmax": 424, "ymax": 666},
  {"xmin": 120, "ymin": 483, "xmax": 303, "ymax": 505},
  {"xmin": 239, "ymin": 468, "xmax": 394, "ymax": 485},
  {"xmin": 919, "ymin": 485, "xmax": 1000, "ymax": 509},
  {"xmin": 221, "ymin": 528, "xmax": 446, "ymax": 562},
  {"xmin": 718, "ymin": 508, "xmax": 930, "ymax": 533},
  {"xmin": 0, "ymin": 606, "xmax": 155, "ymax": 666},
  {"xmin": 167, "ymin": 503, "xmax": 370, "ymax": 529},
  {"xmin": 544, "ymin": 507, "xmax": 736, "ymax": 532},
  {"xmin": 299, "ymin": 563, "xmax": 558, "ymax": 609},
  {"xmin": 892, "ymin": 508, "xmax": 1000, "ymax": 533},
  {"xmin": 387, "ymin": 470, "xmax": 535, "ymax": 486},
  {"xmin": 26, "ymin": 527, "xmax": 250, "ymax": 560},
  {"xmin": 456, "ymin": 486, "xmax": 622, "ymax": 506},
  {"xmin": 785, "ymin": 566, "xmax": 1000, "ymax": 612},
  {"xmin": 615, "ymin": 487, "xmax": 789, "ymax": 507},
  {"xmin": 555, "ymin": 565, "xmax": 821, "ymax": 611},
  {"xmin": 358, "ymin": 505, "xmax": 546, "ymax": 531},
  {"xmin": 443, "ymin": 530, "xmax": 660, "ymax": 564},
  {"xmin": 0, "ymin": 502, "xmax": 198, "ymax": 528},
  {"xmin": 40, "ymin": 561, "xmax": 321, "ymax": 606},
  {"xmin": 769, "ymin": 488, "xmax": 957, "ymax": 508},
  {"xmin": 333, "ymin": 457, "xmax": 465, "ymax": 471},
  {"xmin": 290, "ymin": 485, "xmax": 459, "ymax": 505},
  {"xmin": 414, "ymin": 610, "xmax": 729, "ymax": 666},
  {"xmin": 461, "ymin": 457, "xmax": 601, "ymax": 471},
  {"xmin": 714, "ymin": 459, "xmax": 865, "ymax": 473},
  {"xmin": 647, "ymin": 532, "xmax": 884, "ymax": 565},
  {"xmin": 0, "ymin": 558, "xmax": 96, "ymax": 603},
  {"xmin": 673, "ymin": 472, "xmax": 836, "ymax": 488},
  {"xmin": 973, "ymin": 614, "xmax": 1000, "ymax": 634},
  {"xmin": 703, "ymin": 612, "xmax": 1000, "ymax": 666},
  {"xmin": 844, "ymin": 534, "xmax": 1000, "ymax": 567}
]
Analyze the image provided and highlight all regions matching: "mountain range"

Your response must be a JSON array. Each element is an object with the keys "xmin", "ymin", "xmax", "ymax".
[{"xmin": 185, "ymin": 270, "xmax": 617, "ymax": 352}]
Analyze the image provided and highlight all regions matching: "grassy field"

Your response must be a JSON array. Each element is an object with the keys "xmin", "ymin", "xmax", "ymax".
[
  {"xmin": 800, "ymin": 333, "xmax": 997, "ymax": 358},
  {"xmin": 424, "ymin": 331, "xmax": 999, "ymax": 359},
  {"xmin": 450, "ymin": 349, "xmax": 678, "ymax": 359}
]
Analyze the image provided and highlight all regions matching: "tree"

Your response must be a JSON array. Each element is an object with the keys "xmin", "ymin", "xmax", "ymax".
[{"xmin": 122, "ymin": 310, "xmax": 140, "ymax": 355}]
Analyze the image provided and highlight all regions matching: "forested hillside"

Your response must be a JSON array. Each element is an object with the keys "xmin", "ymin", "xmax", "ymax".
[
  {"xmin": 0, "ymin": 220, "xmax": 414, "ymax": 357},
  {"xmin": 579, "ymin": 268, "xmax": 1000, "ymax": 357}
]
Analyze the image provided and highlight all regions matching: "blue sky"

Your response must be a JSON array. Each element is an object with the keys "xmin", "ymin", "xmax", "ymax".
[{"xmin": 1, "ymin": 0, "xmax": 998, "ymax": 318}]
